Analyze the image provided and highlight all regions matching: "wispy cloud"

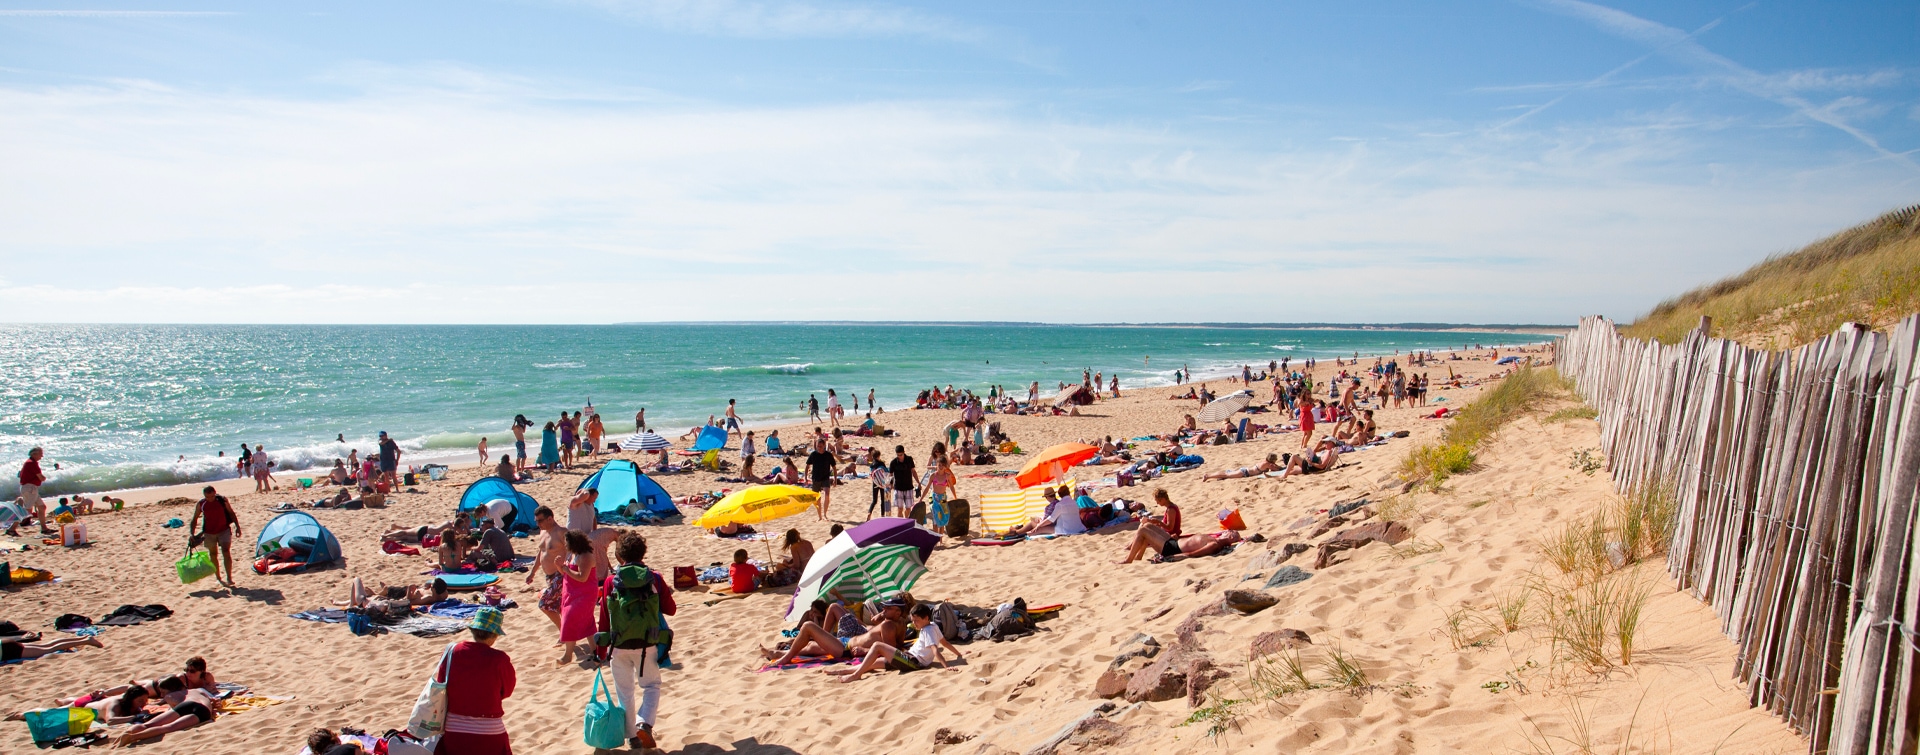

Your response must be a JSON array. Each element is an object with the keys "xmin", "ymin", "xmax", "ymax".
[
  {"xmin": 1523, "ymin": 0, "xmax": 1916, "ymax": 170},
  {"xmin": 564, "ymin": 0, "xmax": 1053, "ymax": 69},
  {"xmin": 0, "ymin": 10, "xmax": 234, "ymax": 17},
  {"xmin": 0, "ymin": 68, "xmax": 1907, "ymax": 324}
]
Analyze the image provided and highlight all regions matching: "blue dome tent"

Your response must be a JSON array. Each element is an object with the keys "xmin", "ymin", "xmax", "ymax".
[
  {"xmin": 690, "ymin": 425, "xmax": 728, "ymax": 452},
  {"xmin": 457, "ymin": 477, "xmax": 539, "ymax": 533},
  {"xmin": 579, "ymin": 459, "xmax": 680, "ymax": 522},
  {"xmin": 254, "ymin": 512, "xmax": 342, "ymax": 573}
]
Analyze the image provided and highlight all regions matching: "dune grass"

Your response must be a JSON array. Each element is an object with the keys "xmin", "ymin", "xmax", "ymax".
[
  {"xmin": 1625, "ymin": 204, "xmax": 1920, "ymax": 349},
  {"xmin": 1400, "ymin": 366, "xmax": 1566, "ymax": 489}
]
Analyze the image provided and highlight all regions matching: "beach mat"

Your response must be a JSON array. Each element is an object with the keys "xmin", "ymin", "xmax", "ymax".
[{"xmin": 433, "ymin": 573, "xmax": 498, "ymax": 591}]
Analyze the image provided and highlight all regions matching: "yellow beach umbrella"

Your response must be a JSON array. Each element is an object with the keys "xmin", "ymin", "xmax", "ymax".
[{"xmin": 692, "ymin": 484, "xmax": 819, "ymax": 529}]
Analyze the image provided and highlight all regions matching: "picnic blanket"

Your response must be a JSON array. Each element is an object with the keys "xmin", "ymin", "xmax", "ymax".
[{"xmin": 290, "ymin": 608, "xmax": 471, "ymax": 637}]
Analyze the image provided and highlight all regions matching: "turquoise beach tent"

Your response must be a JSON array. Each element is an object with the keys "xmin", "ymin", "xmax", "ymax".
[
  {"xmin": 690, "ymin": 425, "xmax": 728, "ymax": 452},
  {"xmin": 457, "ymin": 477, "xmax": 538, "ymax": 533},
  {"xmin": 578, "ymin": 459, "xmax": 680, "ymax": 521},
  {"xmin": 254, "ymin": 511, "xmax": 342, "ymax": 572}
]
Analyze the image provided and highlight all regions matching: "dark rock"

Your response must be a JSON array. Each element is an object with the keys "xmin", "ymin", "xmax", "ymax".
[
  {"xmin": 1263, "ymin": 565, "xmax": 1312, "ymax": 589},
  {"xmin": 1094, "ymin": 668, "xmax": 1133, "ymax": 699},
  {"xmin": 1108, "ymin": 633, "xmax": 1160, "ymax": 669},
  {"xmin": 1280, "ymin": 543, "xmax": 1312, "ymax": 561},
  {"xmin": 1187, "ymin": 660, "xmax": 1231, "ymax": 707},
  {"xmin": 1222, "ymin": 589, "xmax": 1278, "ymax": 615},
  {"xmin": 1066, "ymin": 718, "xmax": 1130, "ymax": 749},
  {"xmin": 1248, "ymin": 629, "xmax": 1313, "ymax": 660},
  {"xmin": 933, "ymin": 728, "xmax": 975, "ymax": 746},
  {"xmin": 1188, "ymin": 577, "xmax": 1213, "ymax": 594},
  {"xmin": 1123, "ymin": 653, "xmax": 1190, "ymax": 703}
]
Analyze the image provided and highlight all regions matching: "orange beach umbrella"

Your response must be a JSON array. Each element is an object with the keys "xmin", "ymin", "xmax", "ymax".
[{"xmin": 1015, "ymin": 442, "xmax": 1099, "ymax": 489}]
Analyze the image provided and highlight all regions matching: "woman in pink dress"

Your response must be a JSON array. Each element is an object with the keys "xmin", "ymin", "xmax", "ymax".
[{"xmin": 555, "ymin": 531, "xmax": 601, "ymax": 666}]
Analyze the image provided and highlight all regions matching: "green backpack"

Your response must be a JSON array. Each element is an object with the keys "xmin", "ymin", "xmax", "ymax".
[{"xmin": 597, "ymin": 565, "xmax": 672, "ymax": 650}]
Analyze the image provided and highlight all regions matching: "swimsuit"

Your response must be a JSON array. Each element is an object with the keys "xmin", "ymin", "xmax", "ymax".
[
  {"xmin": 539, "ymin": 572, "xmax": 564, "ymax": 613},
  {"xmin": 1160, "ymin": 539, "xmax": 1182, "ymax": 559},
  {"xmin": 173, "ymin": 700, "xmax": 212, "ymax": 723}
]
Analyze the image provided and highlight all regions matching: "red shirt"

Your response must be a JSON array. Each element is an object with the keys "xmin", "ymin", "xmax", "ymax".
[
  {"xmin": 443, "ymin": 641, "xmax": 516, "ymax": 718},
  {"xmin": 197, "ymin": 496, "xmax": 231, "ymax": 534},
  {"xmin": 730, "ymin": 562, "xmax": 760, "ymax": 595},
  {"xmin": 1161, "ymin": 503, "xmax": 1182, "ymax": 538},
  {"xmin": 18, "ymin": 460, "xmax": 43, "ymax": 487}
]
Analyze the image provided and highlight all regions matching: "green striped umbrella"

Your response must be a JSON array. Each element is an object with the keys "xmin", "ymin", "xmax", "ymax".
[{"xmin": 820, "ymin": 544, "xmax": 927, "ymax": 605}]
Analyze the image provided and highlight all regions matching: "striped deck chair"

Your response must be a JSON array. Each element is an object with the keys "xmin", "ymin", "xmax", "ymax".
[{"xmin": 979, "ymin": 477, "xmax": 1077, "ymax": 536}]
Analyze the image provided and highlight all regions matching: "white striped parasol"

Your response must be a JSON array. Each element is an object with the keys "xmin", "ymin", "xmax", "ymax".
[{"xmin": 620, "ymin": 431, "xmax": 672, "ymax": 451}]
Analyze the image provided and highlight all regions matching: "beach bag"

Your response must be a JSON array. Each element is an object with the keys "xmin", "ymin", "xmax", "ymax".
[
  {"xmin": 406, "ymin": 643, "xmax": 455, "ymax": 739},
  {"xmin": 24, "ymin": 706, "xmax": 95, "ymax": 743},
  {"xmin": 672, "ymin": 566, "xmax": 698, "ymax": 590},
  {"xmin": 176, "ymin": 547, "xmax": 216, "ymax": 585},
  {"xmin": 928, "ymin": 601, "xmax": 965, "ymax": 645},
  {"xmin": 944, "ymin": 498, "xmax": 970, "ymax": 538},
  {"xmin": 1218, "ymin": 509, "xmax": 1247, "ymax": 531},
  {"xmin": 581, "ymin": 667, "xmax": 627, "ymax": 749}
]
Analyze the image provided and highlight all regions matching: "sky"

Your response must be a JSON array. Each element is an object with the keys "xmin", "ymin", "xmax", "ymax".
[{"xmin": 0, "ymin": 0, "xmax": 1914, "ymax": 325}]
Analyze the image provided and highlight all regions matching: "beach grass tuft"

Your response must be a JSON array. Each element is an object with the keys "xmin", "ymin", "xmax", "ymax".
[
  {"xmin": 1400, "ymin": 366, "xmax": 1565, "ymax": 489},
  {"xmin": 1625, "ymin": 204, "xmax": 1920, "ymax": 349}
]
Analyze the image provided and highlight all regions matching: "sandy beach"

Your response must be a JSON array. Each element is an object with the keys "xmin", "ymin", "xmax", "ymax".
[{"xmin": 0, "ymin": 348, "xmax": 1804, "ymax": 754}]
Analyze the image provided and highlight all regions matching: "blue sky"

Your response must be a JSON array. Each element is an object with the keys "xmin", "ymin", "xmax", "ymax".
[{"xmin": 0, "ymin": 0, "xmax": 1914, "ymax": 324}]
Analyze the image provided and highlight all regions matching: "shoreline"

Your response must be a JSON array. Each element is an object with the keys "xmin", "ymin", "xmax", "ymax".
[{"xmin": 45, "ymin": 341, "xmax": 1553, "ymax": 504}]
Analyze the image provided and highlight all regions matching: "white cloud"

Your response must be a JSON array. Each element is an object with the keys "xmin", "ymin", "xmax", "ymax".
[
  {"xmin": 1526, "ymin": 0, "xmax": 1917, "ymax": 170},
  {"xmin": 0, "ymin": 10, "xmax": 233, "ymax": 17},
  {"xmin": 0, "ymin": 69, "xmax": 1909, "ymax": 324}
]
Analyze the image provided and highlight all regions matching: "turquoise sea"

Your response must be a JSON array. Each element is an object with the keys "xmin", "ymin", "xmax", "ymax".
[{"xmin": 0, "ymin": 324, "xmax": 1538, "ymax": 497}]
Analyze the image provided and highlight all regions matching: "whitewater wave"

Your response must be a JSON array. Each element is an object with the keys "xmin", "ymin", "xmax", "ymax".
[
  {"xmin": 762, "ymin": 363, "xmax": 813, "ymax": 375},
  {"xmin": 1270, "ymin": 345, "xmax": 1297, "ymax": 350},
  {"xmin": 533, "ymin": 362, "xmax": 585, "ymax": 369},
  {"xmin": 0, "ymin": 432, "xmax": 490, "ymax": 498}
]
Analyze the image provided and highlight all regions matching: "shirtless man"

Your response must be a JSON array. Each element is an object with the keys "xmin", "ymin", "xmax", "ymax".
[
  {"xmin": 760, "ymin": 599, "xmax": 907, "ymax": 668},
  {"xmin": 511, "ymin": 415, "xmax": 530, "ymax": 473},
  {"xmin": 1284, "ymin": 439, "xmax": 1342, "ymax": 477},
  {"xmin": 1115, "ymin": 525, "xmax": 1242, "ymax": 564},
  {"xmin": 525, "ymin": 506, "xmax": 567, "ymax": 629}
]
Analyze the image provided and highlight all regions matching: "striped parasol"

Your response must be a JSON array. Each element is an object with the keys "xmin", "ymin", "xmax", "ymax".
[
  {"xmin": 1196, "ymin": 389, "xmax": 1254, "ymax": 423},
  {"xmin": 621, "ymin": 431, "xmax": 672, "ymax": 451},
  {"xmin": 814, "ymin": 543, "xmax": 927, "ymax": 606}
]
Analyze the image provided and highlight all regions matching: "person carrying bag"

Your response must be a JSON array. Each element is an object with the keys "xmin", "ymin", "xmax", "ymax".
[
  {"xmin": 412, "ymin": 607, "xmax": 515, "ymax": 755},
  {"xmin": 592, "ymin": 532, "xmax": 676, "ymax": 751}
]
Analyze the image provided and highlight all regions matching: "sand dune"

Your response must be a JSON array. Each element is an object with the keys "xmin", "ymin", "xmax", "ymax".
[{"xmin": 0, "ymin": 350, "xmax": 1802, "ymax": 754}]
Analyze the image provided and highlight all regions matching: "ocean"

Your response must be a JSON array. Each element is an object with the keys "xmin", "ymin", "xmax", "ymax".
[{"xmin": 0, "ymin": 323, "xmax": 1539, "ymax": 497}]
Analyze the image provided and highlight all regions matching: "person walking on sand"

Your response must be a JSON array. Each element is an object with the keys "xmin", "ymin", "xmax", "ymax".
[
  {"xmin": 585, "ymin": 413, "xmax": 604, "ymax": 458},
  {"xmin": 436, "ymin": 607, "xmax": 516, "ymax": 755},
  {"xmin": 18, "ymin": 448, "xmax": 49, "ymax": 536},
  {"xmin": 558, "ymin": 412, "xmax": 578, "ymax": 469},
  {"xmin": 191, "ymin": 485, "xmax": 242, "ymax": 588},
  {"xmin": 806, "ymin": 438, "xmax": 835, "ymax": 520},
  {"xmin": 378, "ymin": 432, "xmax": 402, "ymax": 489},
  {"xmin": 526, "ymin": 506, "xmax": 567, "ymax": 630},
  {"xmin": 724, "ymin": 399, "xmax": 742, "ymax": 435},
  {"xmin": 887, "ymin": 446, "xmax": 917, "ymax": 520},
  {"xmin": 869, "ymin": 388, "xmax": 880, "ymax": 413},
  {"xmin": 250, "ymin": 445, "xmax": 274, "ymax": 492},
  {"xmin": 826, "ymin": 389, "xmax": 842, "ymax": 428},
  {"xmin": 478, "ymin": 437, "xmax": 489, "ymax": 467},
  {"xmin": 595, "ymin": 532, "xmax": 675, "ymax": 750},
  {"xmin": 807, "ymin": 395, "xmax": 821, "ymax": 423},
  {"xmin": 554, "ymin": 531, "xmax": 600, "ymax": 667}
]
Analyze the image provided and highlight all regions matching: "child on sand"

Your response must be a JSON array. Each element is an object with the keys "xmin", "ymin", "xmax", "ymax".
[
  {"xmin": 728, "ymin": 549, "xmax": 759, "ymax": 595},
  {"xmin": 826, "ymin": 603, "xmax": 961, "ymax": 682}
]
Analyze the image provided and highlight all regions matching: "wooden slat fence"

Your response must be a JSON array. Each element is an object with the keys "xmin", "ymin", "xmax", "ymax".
[{"xmin": 1557, "ymin": 314, "xmax": 1920, "ymax": 755}]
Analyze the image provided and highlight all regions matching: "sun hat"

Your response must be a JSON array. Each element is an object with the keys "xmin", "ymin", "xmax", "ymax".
[{"xmin": 469, "ymin": 606, "xmax": 506, "ymax": 635}]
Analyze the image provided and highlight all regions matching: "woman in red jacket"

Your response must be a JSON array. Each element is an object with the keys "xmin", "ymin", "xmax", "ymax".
[{"xmin": 438, "ymin": 607, "xmax": 516, "ymax": 755}]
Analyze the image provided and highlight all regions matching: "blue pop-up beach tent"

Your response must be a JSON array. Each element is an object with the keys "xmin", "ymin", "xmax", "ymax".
[
  {"xmin": 457, "ymin": 477, "xmax": 539, "ymax": 533},
  {"xmin": 579, "ymin": 459, "xmax": 680, "ymax": 521},
  {"xmin": 255, "ymin": 511, "xmax": 342, "ymax": 572},
  {"xmin": 690, "ymin": 425, "xmax": 728, "ymax": 452}
]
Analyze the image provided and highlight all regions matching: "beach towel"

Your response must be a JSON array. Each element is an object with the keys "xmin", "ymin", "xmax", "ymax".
[{"xmin": 757, "ymin": 655, "xmax": 857, "ymax": 672}]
